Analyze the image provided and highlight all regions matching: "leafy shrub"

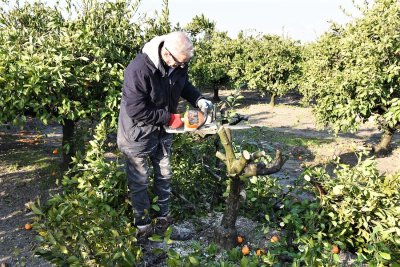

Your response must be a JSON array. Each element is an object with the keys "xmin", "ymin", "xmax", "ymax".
[
  {"xmin": 30, "ymin": 121, "xmax": 140, "ymax": 266},
  {"xmin": 169, "ymin": 133, "xmax": 223, "ymax": 218},
  {"xmin": 303, "ymin": 155, "xmax": 400, "ymax": 265}
]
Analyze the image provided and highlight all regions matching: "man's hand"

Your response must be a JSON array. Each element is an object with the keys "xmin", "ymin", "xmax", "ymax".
[
  {"xmin": 169, "ymin": 113, "xmax": 183, "ymax": 129},
  {"xmin": 197, "ymin": 99, "xmax": 213, "ymax": 114},
  {"xmin": 196, "ymin": 99, "xmax": 213, "ymax": 129}
]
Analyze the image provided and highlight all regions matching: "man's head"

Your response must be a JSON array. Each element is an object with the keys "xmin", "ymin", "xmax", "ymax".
[{"xmin": 162, "ymin": 31, "xmax": 193, "ymax": 69}]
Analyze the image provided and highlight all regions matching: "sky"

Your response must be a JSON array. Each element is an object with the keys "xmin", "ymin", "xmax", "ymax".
[
  {"xmin": 136, "ymin": 0, "xmax": 366, "ymax": 43},
  {"xmin": 4, "ymin": 0, "xmax": 367, "ymax": 44}
]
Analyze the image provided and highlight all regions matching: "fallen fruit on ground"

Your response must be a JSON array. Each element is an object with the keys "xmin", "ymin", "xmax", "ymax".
[
  {"xmin": 52, "ymin": 172, "xmax": 56, "ymax": 176},
  {"xmin": 237, "ymin": 236, "xmax": 243, "ymax": 244},
  {"xmin": 53, "ymin": 149, "xmax": 58, "ymax": 154},
  {"xmin": 256, "ymin": 249, "xmax": 265, "ymax": 256},
  {"xmin": 25, "ymin": 223, "xmax": 32, "ymax": 230},
  {"xmin": 331, "ymin": 245, "xmax": 339, "ymax": 254},
  {"xmin": 242, "ymin": 245, "xmax": 249, "ymax": 255},
  {"xmin": 271, "ymin": 236, "xmax": 279, "ymax": 242}
]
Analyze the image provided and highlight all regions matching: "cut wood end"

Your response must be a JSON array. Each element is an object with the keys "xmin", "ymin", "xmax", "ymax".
[{"xmin": 243, "ymin": 150, "xmax": 251, "ymax": 160}]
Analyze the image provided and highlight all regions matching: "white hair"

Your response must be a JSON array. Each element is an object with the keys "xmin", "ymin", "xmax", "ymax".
[{"xmin": 164, "ymin": 31, "xmax": 194, "ymax": 58}]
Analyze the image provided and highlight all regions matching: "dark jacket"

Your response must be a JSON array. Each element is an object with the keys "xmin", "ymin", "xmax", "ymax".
[{"xmin": 117, "ymin": 35, "xmax": 203, "ymax": 157}]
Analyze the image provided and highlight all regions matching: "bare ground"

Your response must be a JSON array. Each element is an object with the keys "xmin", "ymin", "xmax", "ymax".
[{"xmin": 1, "ymin": 90, "xmax": 399, "ymax": 266}]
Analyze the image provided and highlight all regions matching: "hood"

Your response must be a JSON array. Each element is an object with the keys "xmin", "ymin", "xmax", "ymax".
[{"xmin": 141, "ymin": 35, "xmax": 166, "ymax": 68}]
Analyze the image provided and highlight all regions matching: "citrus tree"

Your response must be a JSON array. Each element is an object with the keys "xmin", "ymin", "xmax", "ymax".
[
  {"xmin": 300, "ymin": 0, "xmax": 400, "ymax": 153},
  {"xmin": 190, "ymin": 31, "xmax": 241, "ymax": 101},
  {"xmin": 183, "ymin": 13, "xmax": 216, "ymax": 41},
  {"xmin": 229, "ymin": 32, "xmax": 302, "ymax": 106},
  {"xmin": 0, "ymin": 0, "xmax": 143, "ymax": 170}
]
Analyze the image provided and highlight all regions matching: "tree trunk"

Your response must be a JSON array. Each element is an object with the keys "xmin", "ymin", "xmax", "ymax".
[
  {"xmin": 213, "ymin": 126, "xmax": 287, "ymax": 250},
  {"xmin": 212, "ymin": 87, "xmax": 220, "ymax": 102},
  {"xmin": 374, "ymin": 126, "xmax": 396, "ymax": 155},
  {"xmin": 269, "ymin": 93, "xmax": 277, "ymax": 107},
  {"xmin": 60, "ymin": 119, "xmax": 75, "ymax": 173},
  {"xmin": 214, "ymin": 176, "xmax": 241, "ymax": 250}
]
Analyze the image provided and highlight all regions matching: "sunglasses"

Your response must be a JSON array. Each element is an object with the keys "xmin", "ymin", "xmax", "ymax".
[{"xmin": 165, "ymin": 47, "xmax": 189, "ymax": 68}]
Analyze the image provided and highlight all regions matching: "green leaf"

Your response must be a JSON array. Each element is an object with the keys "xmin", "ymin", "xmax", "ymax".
[
  {"xmin": 60, "ymin": 245, "xmax": 68, "ymax": 254},
  {"xmin": 332, "ymin": 185, "xmax": 345, "ymax": 195},
  {"xmin": 152, "ymin": 249, "xmax": 165, "ymax": 254},
  {"xmin": 189, "ymin": 256, "xmax": 199, "ymax": 266},
  {"xmin": 29, "ymin": 203, "xmax": 43, "ymax": 215},
  {"xmin": 379, "ymin": 252, "xmax": 391, "ymax": 260},
  {"xmin": 240, "ymin": 256, "xmax": 249, "ymax": 267},
  {"xmin": 148, "ymin": 234, "xmax": 163, "ymax": 242}
]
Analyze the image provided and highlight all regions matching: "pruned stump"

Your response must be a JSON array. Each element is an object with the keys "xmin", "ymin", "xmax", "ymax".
[{"xmin": 213, "ymin": 126, "xmax": 288, "ymax": 250}]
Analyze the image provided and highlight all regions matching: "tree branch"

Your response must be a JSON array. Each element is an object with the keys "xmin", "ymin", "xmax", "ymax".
[{"xmin": 242, "ymin": 150, "xmax": 286, "ymax": 178}]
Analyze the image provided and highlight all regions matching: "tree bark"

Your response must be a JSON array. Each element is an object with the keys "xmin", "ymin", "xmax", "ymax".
[
  {"xmin": 60, "ymin": 119, "xmax": 75, "ymax": 173},
  {"xmin": 270, "ymin": 93, "xmax": 277, "ymax": 107},
  {"xmin": 213, "ymin": 126, "xmax": 286, "ymax": 250},
  {"xmin": 212, "ymin": 88, "xmax": 221, "ymax": 102},
  {"xmin": 374, "ymin": 126, "xmax": 397, "ymax": 155}
]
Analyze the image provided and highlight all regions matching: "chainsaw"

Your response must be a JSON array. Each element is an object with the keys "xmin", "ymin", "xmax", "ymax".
[{"xmin": 164, "ymin": 106, "xmax": 251, "ymax": 136}]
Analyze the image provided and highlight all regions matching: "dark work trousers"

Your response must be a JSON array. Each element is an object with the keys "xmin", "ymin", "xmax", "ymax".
[{"xmin": 125, "ymin": 143, "xmax": 172, "ymax": 226}]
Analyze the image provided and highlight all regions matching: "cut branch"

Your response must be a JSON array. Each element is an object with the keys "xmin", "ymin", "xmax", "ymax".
[
  {"xmin": 171, "ymin": 188, "xmax": 196, "ymax": 210},
  {"xmin": 250, "ymin": 151, "xmax": 265, "ymax": 161},
  {"xmin": 204, "ymin": 165, "xmax": 221, "ymax": 181},
  {"xmin": 243, "ymin": 150, "xmax": 286, "ymax": 178},
  {"xmin": 231, "ymin": 150, "xmax": 250, "ymax": 174},
  {"xmin": 216, "ymin": 151, "xmax": 227, "ymax": 162}
]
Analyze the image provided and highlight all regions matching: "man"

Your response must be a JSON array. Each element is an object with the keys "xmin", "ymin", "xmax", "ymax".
[{"xmin": 117, "ymin": 31, "xmax": 212, "ymax": 240}]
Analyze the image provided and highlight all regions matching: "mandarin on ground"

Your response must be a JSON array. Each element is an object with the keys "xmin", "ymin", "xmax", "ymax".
[
  {"xmin": 25, "ymin": 223, "xmax": 32, "ymax": 230},
  {"xmin": 271, "ymin": 236, "xmax": 279, "ymax": 242},
  {"xmin": 237, "ymin": 236, "xmax": 243, "ymax": 244},
  {"xmin": 331, "ymin": 245, "xmax": 339, "ymax": 254},
  {"xmin": 242, "ymin": 245, "xmax": 250, "ymax": 255},
  {"xmin": 256, "ymin": 249, "xmax": 265, "ymax": 256}
]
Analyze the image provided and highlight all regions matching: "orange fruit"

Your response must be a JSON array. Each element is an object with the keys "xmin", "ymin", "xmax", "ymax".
[
  {"xmin": 85, "ymin": 81, "xmax": 89, "ymax": 88},
  {"xmin": 25, "ymin": 223, "xmax": 32, "ymax": 230},
  {"xmin": 242, "ymin": 245, "xmax": 249, "ymax": 255},
  {"xmin": 53, "ymin": 127, "xmax": 56, "ymax": 130},
  {"xmin": 52, "ymin": 172, "xmax": 56, "ymax": 176},
  {"xmin": 20, "ymin": 133, "xmax": 24, "ymax": 136},
  {"xmin": 331, "ymin": 245, "xmax": 339, "ymax": 254},
  {"xmin": 271, "ymin": 236, "xmax": 279, "ymax": 242},
  {"xmin": 298, "ymin": 156, "xmax": 302, "ymax": 160},
  {"xmin": 30, "ymin": 133, "xmax": 33, "ymax": 135},
  {"xmin": 256, "ymin": 249, "xmax": 265, "ymax": 256},
  {"xmin": 237, "ymin": 236, "xmax": 243, "ymax": 244},
  {"xmin": 303, "ymin": 226, "xmax": 307, "ymax": 231},
  {"xmin": 52, "ymin": 149, "xmax": 58, "ymax": 154}
]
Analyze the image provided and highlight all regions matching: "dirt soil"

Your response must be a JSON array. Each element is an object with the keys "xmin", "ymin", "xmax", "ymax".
[{"xmin": 1, "ymin": 90, "xmax": 399, "ymax": 267}]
